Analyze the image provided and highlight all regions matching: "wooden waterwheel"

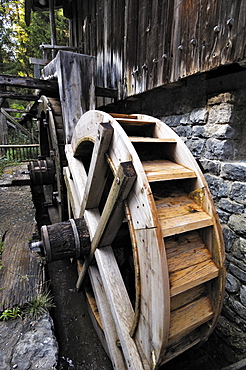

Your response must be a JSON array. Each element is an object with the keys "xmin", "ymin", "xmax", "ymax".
[
  {"xmin": 29, "ymin": 96, "xmax": 67, "ymax": 223},
  {"xmin": 61, "ymin": 110, "xmax": 225, "ymax": 369}
]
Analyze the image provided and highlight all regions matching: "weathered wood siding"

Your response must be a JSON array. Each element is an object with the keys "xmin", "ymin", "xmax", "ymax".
[{"xmin": 68, "ymin": 0, "xmax": 245, "ymax": 98}]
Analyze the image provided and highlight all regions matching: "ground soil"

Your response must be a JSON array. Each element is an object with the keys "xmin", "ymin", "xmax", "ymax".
[{"xmin": 0, "ymin": 163, "xmax": 231, "ymax": 370}]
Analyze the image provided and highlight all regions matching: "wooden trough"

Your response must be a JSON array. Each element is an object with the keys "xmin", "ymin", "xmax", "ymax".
[{"xmin": 33, "ymin": 98, "xmax": 225, "ymax": 369}]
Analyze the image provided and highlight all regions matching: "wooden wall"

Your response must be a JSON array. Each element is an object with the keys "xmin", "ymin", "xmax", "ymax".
[{"xmin": 67, "ymin": 0, "xmax": 246, "ymax": 99}]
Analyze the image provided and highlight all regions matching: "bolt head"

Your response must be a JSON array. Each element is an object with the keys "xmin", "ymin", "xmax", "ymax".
[{"xmin": 214, "ymin": 25, "xmax": 220, "ymax": 33}]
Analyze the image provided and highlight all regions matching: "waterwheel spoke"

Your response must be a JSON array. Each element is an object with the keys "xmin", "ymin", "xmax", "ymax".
[
  {"xmin": 76, "ymin": 161, "xmax": 137, "ymax": 290},
  {"xmin": 80, "ymin": 122, "xmax": 113, "ymax": 215},
  {"xmin": 89, "ymin": 265, "xmax": 128, "ymax": 369},
  {"xmin": 95, "ymin": 246, "xmax": 145, "ymax": 370}
]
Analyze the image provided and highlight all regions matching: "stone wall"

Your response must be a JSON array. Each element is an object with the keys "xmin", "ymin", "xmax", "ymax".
[{"xmin": 160, "ymin": 90, "xmax": 246, "ymax": 363}]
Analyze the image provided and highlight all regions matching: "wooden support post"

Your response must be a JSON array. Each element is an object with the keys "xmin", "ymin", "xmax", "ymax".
[
  {"xmin": 76, "ymin": 161, "xmax": 137, "ymax": 291},
  {"xmin": 49, "ymin": 0, "xmax": 57, "ymax": 59},
  {"xmin": 0, "ymin": 73, "xmax": 58, "ymax": 92},
  {"xmin": 80, "ymin": 122, "xmax": 113, "ymax": 215}
]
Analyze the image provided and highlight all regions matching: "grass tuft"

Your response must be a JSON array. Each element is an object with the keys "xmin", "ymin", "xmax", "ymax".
[{"xmin": 25, "ymin": 291, "xmax": 55, "ymax": 320}]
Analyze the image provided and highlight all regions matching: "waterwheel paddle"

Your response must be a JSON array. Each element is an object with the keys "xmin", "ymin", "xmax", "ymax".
[{"xmin": 61, "ymin": 110, "xmax": 225, "ymax": 369}]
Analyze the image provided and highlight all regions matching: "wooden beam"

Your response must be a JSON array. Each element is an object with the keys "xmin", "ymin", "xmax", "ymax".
[
  {"xmin": 0, "ymin": 92, "xmax": 39, "ymax": 101},
  {"xmin": 0, "ymin": 108, "xmax": 35, "ymax": 140},
  {"xmin": 29, "ymin": 57, "xmax": 50, "ymax": 66},
  {"xmin": 89, "ymin": 266, "xmax": 127, "ymax": 369},
  {"xmin": 80, "ymin": 122, "xmax": 113, "ymax": 214},
  {"xmin": 3, "ymin": 108, "xmax": 29, "ymax": 113},
  {"xmin": 40, "ymin": 44, "xmax": 82, "ymax": 52},
  {"xmin": 0, "ymin": 74, "xmax": 58, "ymax": 92},
  {"xmin": 65, "ymin": 144, "xmax": 87, "ymax": 207},
  {"xmin": 76, "ymin": 161, "xmax": 137, "ymax": 290},
  {"xmin": 95, "ymin": 86, "xmax": 118, "ymax": 99},
  {"xmin": 0, "ymin": 144, "xmax": 39, "ymax": 148},
  {"xmin": 95, "ymin": 247, "xmax": 145, "ymax": 370},
  {"xmin": 0, "ymin": 222, "xmax": 44, "ymax": 311}
]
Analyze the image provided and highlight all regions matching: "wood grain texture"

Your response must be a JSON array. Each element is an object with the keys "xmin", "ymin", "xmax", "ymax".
[
  {"xmin": 156, "ymin": 193, "xmax": 213, "ymax": 237},
  {"xmin": 169, "ymin": 296, "xmax": 214, "ymax": 345},
  {"xmin": 142, "ymin": 159, "xmax": 196, "ymax": 182},
  {"xmin": 89, "ymin": 266, "xmax": 126, "ymax": 369},
  {"xmin": 65, "ymin": 0, "xmax": 246, "ymax": 98},
  {"xmin": 170, "ymin": 260, "xmax": 219, "ymax": 297},
  {"xmin": 81, "ymin": 122, "xmax": 113, "ymax": 212},
  {"xmin": 0, "ymin": 222, "xmax": 44, "ymax": 311}
]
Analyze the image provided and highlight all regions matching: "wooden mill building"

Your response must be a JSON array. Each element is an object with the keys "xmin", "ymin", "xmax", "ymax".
[{"xmin": 22, "ymin": 0, "xmax": 246, "ymax": 368}]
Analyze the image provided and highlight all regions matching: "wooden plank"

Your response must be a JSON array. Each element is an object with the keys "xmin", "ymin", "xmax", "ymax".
[
  {"xmin": 170, "ymin": 284, "xmax": 207, "ymax": 311},
  {"xmin": 76, "ymin": 161, "xmax": 137, "ymax": 290},
  {"xmin": 42, "ymin": 51, "xmax": 96, "ymax": 143},
  {"xmin": 0, "ymin": 144, "xmax": 39, "ymax": 148},
  {"xmin": 3, "ymin": 108, "xmax": 29, "ymax": 113},
  {"xmin": 0, "ymin": 73, "xmax": 58, "ymax": 92},
  {"xmin": 165, "ymin": 231, "xmax": 211, "ymax": 273},
  {"xmin": 1, "ymin": 108, "xmax": 35, "ymax": 140},
  {"xmin": 164, "ymin": 329, "xmax": 201, "ymax": 364},
  {"xmin": 0, "ymin": 222, "xmax": 44, "ymax": 311},
  {"xmin": 80, "ymin": 122, "xmax": 113, "ymax": 213},
  {"xmin": 0, "ymin": 92, "xmax": 39, "ymax": 101},
  {"xmin": 168, "ymin": 296, "xmax": 214, "ymax": 345},
  {"xmin": 110, "ymin": 113, "xmax": 138, "ymax": 119},
  {"xmin": 156, "ymin": 193, "xmax": 213, "ymax": 237},
  {"xmin": 29, "ymin": 57, "xmax": 49, "ymax": 66},
  {"xmin": 95, "ymin": 86, "xmax": 118, "ymax": 98},
  {"xmin": 129, "ymin": 137, "xmax": 176, "ymax": 143},
  {"xmin": 95, "ymin": 246, "xmax": 145, "ymax": 370},
  {"xmin": 40, "ymin": 44, "xmax": 82, "ymax": 51},
  {"xmin": 65, "ymin": 144, "xmax": 87, "ymax": 205},
  {"xmin": 98, "ymin": 161, "xmax": 136, "ymax": 247},
  {"xmin": 89, "ymin": 266, "xmax": 127, "ymax": 369},
  {"xmin": 63, "ymin": 166, "xmax": 81, "ymax": 219},
  {"xmin": 142, "ymin": 159, "xmax": 196, "ymax": 182},
  {"xmin": 170, "ymin": 260, "xmax": 219, "ymax": 297},
  {"xmin": 116, "ymin": 118, "xmax": 156, "ymax": 126},
  {"xmin": 159, "ymin": 210, "xmax": 213, "ymax": 237}
]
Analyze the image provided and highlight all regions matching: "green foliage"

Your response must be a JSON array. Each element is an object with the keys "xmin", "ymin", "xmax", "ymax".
[
  {"xmin": 0, "ymin": 0, "xmax": 69, "ymax": 76},
  {"xmin": 0, "ymin": 306, "xmax": 22, "ymax": 321},
  {"xmin": 24, "ymin": 291, "xmax": 55, "ymax": 320},
  {"xmin": 0, "ymin": 157, "xmax": 19, "ymax": 178},
  {"xmin": 0, "ymin": 291, "xmax": 55, "ymax": 321},
  {"xmin": 0, "ymin": 241, "xmax": 4, "ymax": 254}
]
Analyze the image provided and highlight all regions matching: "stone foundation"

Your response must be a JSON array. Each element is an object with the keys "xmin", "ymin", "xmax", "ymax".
[{"xmin": 161, "ymin": 91, "xmax": 246, "ymax": 362}]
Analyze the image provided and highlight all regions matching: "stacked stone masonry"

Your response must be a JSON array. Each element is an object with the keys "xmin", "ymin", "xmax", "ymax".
[{"xmin": 160, "ymin": 91, "xmax": 246, "ymax": 363}]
